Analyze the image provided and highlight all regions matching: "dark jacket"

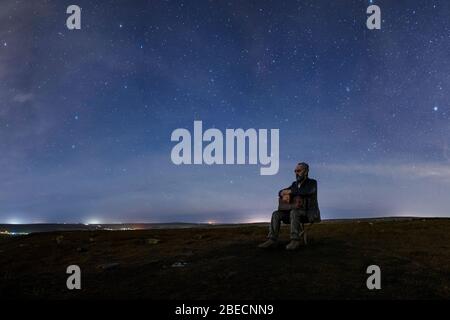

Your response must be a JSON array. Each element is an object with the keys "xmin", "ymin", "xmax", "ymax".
[{"xmin": 279, "ymin": 178, "xmax": 321, "ymax": 222}]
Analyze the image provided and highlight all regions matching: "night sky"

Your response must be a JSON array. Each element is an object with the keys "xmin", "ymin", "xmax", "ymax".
[{"xmin": 0, "ymin": 0, "xmax": 449, "ymax": 224}]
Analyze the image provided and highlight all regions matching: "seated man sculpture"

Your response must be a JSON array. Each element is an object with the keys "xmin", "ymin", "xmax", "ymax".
[{"xmin": 258, "ymin": 162, "xmax": 321, "ymax": 250}]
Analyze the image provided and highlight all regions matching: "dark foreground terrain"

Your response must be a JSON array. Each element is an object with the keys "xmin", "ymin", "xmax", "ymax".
[{"xmin": 1, "ymin": 218, "xmax": 450, "ymax": 299}]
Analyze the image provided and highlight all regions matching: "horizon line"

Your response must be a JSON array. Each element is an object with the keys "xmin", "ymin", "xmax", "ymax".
[{"xmin": 1, "ymin": 216, "xmax": 449, "ymax": 225}]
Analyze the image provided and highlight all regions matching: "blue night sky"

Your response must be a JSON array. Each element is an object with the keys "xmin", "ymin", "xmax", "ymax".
[{"xmin": 0, "ymin": 0, "xmax": 449, "ymax": 224}]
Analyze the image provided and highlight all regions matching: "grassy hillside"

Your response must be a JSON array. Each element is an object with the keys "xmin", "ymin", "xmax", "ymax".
[{"xmin": 1, "ymin": 218, "xmax": 449, "ymax": 299}]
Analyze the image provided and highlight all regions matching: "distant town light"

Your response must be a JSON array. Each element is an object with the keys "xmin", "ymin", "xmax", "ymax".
[
  {"xmin": 86, "ymin": 219, "xmax": 101, "ymax": 225},
  {"xmin": 6, "ymin": 218, "xmax": 22, "ymax": 225},
  {"xmin": 0, "ymin": 230, "xmax": 28, "ymax": 236}
]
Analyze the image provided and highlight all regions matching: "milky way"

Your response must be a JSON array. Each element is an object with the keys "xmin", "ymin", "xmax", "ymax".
[{"xmin": 0, "ymin": 0, "xmax": 449, "ymax": 223}]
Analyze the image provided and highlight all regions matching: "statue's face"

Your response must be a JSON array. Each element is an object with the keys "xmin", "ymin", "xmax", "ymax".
[{"xmin": 294, "ymin": 164, "xmax": 307, "ymax": 180}]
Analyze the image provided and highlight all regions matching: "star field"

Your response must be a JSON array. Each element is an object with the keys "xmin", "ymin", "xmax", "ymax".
[{"xmin": 0, "ymin": 0, "xmax": 449, "ymax": 223}]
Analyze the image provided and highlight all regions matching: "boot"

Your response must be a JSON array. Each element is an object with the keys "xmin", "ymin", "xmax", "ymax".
[
  {"xmin": 258, "ymin": 239, "xmax": 277, "ymax": 248},
  {"xmin": 286, "ymin": 240, "xmax": 301, "ymax": 250}
]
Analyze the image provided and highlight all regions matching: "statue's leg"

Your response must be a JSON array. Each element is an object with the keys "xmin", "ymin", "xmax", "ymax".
[
  {"xmin": 289, "ymin": 209, "xmax": 305, "ymax": 240},
  {"xmin": 268, "ymin": 210, "xmax": 283, "ymax": 240}
]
